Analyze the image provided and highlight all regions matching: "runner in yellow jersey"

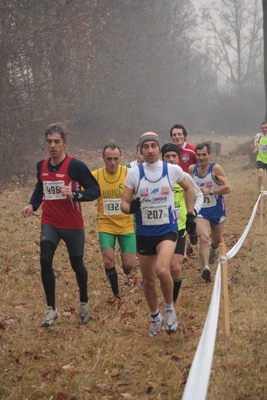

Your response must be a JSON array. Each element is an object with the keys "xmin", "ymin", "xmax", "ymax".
[
  {"xmin": 253, "ymin": 122, "xmax": 267, "ymax": 191},
  {"xmin": 92, "ymin": 143, "xmax": 136, "ymax": 300}
]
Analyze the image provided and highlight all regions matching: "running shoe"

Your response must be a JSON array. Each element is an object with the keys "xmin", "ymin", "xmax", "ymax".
[
  {"xmin": 209, "ymin": 245, "xmax": 218, "ymax": 264},
  {"xmin": 79, "ymin": 301, "xmax": 89, "ymax": 324},
  {"xmin": 149, "ymin": 313, "xmax": 163, "ymax": 337},
  {"xmin": 41, "ymin": 307, "xmax": 59, "ymax": 328},
  {"xmin": 202, "ymin": 266, "xmax": 212, "ymax": 282},
  {"xmin": 165, "ymin": 309, "xmax": 178, "ymax": 334}
]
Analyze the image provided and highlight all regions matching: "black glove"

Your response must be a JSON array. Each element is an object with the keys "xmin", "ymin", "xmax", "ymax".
[
  {"xmin": 186, "ymin": 212, "xmax": 196, "ymax": 234},
  {"xmin": 189, "ymin": 231, "xmax": 198, "ymax": 246},
  {"xmin": 129, "ymin": 197, "xmax": 141, "ymax": 214}
]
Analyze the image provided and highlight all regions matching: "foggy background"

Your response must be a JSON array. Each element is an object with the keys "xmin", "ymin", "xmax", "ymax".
[{"xmin": 0, "ymin": 0, "xmax": 264, "ymax": 182}]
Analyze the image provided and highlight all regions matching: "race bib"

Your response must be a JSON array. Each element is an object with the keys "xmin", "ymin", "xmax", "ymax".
[
  {"xmin": 141, "ymin": 204, "xmax": 169, "ymax": 225},
  {"xmin": 202, "ymin": 195, "xmax": 216, "ymax": 208},
  {"xmin": 259, "ymin": 144, "xmax": 267, "ymax": 152},
  {"xmin": 103, "ymin": 198, "xmax": 122, "ymax": 215},
  {"xmin": 43, "ymin": 180, "xmax": 66, "ymax": 200}
]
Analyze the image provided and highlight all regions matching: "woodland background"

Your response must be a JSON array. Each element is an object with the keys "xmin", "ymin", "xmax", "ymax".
[{"xmin": 0, "ymin": 0, "xmax": 265, "ymax": 184}]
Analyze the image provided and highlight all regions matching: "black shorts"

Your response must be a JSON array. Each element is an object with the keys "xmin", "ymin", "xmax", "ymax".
[
  {"xmin": 174, "ymin": 229, "xmax": 186, "ymax": 255},
  {"xmin": 136, "ymin": 231, "xmax": 178, "ymax": 256},
  {"xmin": 257, "ymin": 161, "xmax": 267, "ymax": 170}
]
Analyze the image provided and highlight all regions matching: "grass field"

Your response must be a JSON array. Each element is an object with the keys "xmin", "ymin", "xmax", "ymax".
[{"xmin": 1, "ymin": 136, "xmax": 267, "ymax": 400}]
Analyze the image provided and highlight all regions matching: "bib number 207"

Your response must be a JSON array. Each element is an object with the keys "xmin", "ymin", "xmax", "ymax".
[{"xmin": 147, "ymin": 209, "xmax": 163, "ymax": 219}]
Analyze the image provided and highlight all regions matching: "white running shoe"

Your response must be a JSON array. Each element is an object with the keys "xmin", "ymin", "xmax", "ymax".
[
  {"xmin": 202, "ymin": 266, "xmax": 212, "ymax": 282},
  {"xmin": 165, "ymin": 309, "xmax": 178, "ymax": 334},
  {"xmin": 149, "ymin": 313, "xmax": 163, "ymax": 337},
  {"xmin": 41, "ymin": 307, "xmax": 59, "ymax": 328},
  {"xmin": 79, "ymin": 301, "xmax": 90, "ymax": 324}
]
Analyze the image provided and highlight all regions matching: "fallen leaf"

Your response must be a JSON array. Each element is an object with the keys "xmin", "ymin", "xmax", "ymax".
[{"xmin": 62, "ymin": 364, "xmax": 72, "ymax": 370}]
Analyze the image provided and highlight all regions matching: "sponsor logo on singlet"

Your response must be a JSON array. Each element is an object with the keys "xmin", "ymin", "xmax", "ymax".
[
  {"xmin": 140, "ymin": 188, "xmax": 149, "ymax": 196},
  {"xmin": 161, "ymin": 186, "xmax": 170, "ymax": 195},
  {"xmin": 206, "ymin": 181, "xmax": 213, "ymax": 189}
]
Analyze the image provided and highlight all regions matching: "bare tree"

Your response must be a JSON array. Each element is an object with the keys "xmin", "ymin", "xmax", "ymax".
[
  {"xmin": 200, "ymin": 0, "xmax": 263, "ymax": 96},
  {"xmin": 0, "ymin": 0, "xmax": 107, "ymax": 183},
  {"xmin": 4, "ymin": 0, "xmax": 263, "ymax": 183}
]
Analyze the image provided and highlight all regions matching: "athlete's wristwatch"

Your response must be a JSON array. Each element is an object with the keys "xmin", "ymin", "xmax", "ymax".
[{"xmin": 209, "ymin": 189, "xmax": 213, "ymax": 195}]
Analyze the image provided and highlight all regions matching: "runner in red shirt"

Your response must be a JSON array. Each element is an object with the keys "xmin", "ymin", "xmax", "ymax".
[
  {"xmin": 170, "ymin": 124, "xmax": 197, "ymax": 173},
  {"xmin": 22, "ymin": 123, "xmax": 100, "ymax": 328},
  {"xmin": 170, "ymin": 124, "xmax": 197, "ymax": 258}
]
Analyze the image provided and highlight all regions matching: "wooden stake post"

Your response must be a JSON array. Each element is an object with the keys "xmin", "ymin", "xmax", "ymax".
[{"xmin": 219, "ymin": 242, "xmax": 230, "ymax": 337}]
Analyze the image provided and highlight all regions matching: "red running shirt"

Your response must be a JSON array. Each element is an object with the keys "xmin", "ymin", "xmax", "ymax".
[
  {"xmin": 179, "ymin": 142, "xmax": 197, "ymax": 172},
  {"xmin": 40, "ymin": 156, "xmax": 84, "ymax": 229}
]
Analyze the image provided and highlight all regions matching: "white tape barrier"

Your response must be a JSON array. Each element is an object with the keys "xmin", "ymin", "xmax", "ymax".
[
  {"xmin": 227, "ymin": 193, "xmax": 261, "ymax": 260},
  {"xmin": 182, "ymin": 192, "xmax": 265, "ymax": 400},
  {"xmin": 182, "ymin": 264, "xmax": 221, "ymax": 400}
]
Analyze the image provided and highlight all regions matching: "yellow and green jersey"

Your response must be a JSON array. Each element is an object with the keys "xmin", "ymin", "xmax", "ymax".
[
  {"xmin": 92, "ymin": 166, "xmax": 134, "ymax": 234},
  {"xmin": 256, "ymin": 134, "xmax": 267, "ymax": 164}
]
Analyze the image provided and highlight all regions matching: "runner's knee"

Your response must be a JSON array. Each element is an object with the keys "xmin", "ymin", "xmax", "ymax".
[
  {"xmin": 198, "ymin": 232, "xmax": 210, "ymax": 244},
  {"xmin": 69, "ymin": 254, "xmax": 84, "ymax": 272},
  {"xmin": 40, "ymin": 241, "xmax": 56, "ymax": 269}
]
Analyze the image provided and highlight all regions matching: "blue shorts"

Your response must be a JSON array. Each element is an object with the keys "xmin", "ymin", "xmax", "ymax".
[
  {"xmin": 197, "ymin": 196, "xmax": 226, "ymax": 227},
  {"xmin": 197, "ymin": 212, "xmax": 226, "ymax": 227}
]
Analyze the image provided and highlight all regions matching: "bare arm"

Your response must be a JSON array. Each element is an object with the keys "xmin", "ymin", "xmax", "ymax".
[
  {"xmin": 212, "ymin": 164, "xmax": 231, "ymax": 195},
  {"xmin": 188, "ymin": 164, "xmax": 195, "ymax": 176},
  {"xmin": 253, "ymin": 146, "xmax": 258, "ymax": 154},
  {"xmin": 121, "ymin": 186, "xmax": 135, "ymax": 214},
  {"xmin": 253, "ymin": 134, "xmax": 259, "ymax": 154}
]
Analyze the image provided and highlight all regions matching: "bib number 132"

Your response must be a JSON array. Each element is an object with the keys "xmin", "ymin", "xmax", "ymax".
[{"xmin": 103, "ymin": 198, "xmax": 122, "ymax": 215}]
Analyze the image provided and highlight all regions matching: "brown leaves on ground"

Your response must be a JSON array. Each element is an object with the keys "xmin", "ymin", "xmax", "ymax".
[{"xmin": 1, "ymin": 138, "xmax": 267, "ymax": 399}]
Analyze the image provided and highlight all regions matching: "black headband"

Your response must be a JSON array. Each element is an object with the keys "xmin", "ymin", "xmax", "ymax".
[{"xmin": 161, "ymin": 143, "xmax": 180, "ymax": 158}]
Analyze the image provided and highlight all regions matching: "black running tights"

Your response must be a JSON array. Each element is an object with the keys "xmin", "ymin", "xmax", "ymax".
[{"xmin": 40, "ymin": 241, "xmax": 88, "ymax": 309}]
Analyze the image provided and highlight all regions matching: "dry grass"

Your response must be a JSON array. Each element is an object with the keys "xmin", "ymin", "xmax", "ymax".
[{"xmin": 1, "ymin": 137, "xmax": 267, "ymax": 400}]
